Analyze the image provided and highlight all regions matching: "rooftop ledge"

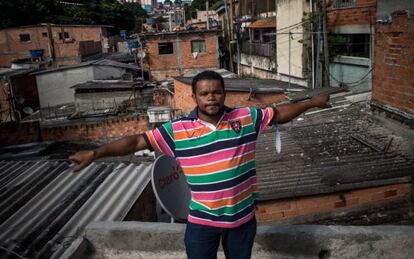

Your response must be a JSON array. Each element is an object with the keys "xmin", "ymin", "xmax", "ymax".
[{"xmin": 64, "ymin": 221, "xmax": 414, "ymax": 259}]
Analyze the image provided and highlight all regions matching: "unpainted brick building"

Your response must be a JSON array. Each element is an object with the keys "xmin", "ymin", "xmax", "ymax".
[
  {"xmin": 372, "ymin": 11, "xmax": 414, "ymax": 117},
  {"xmin": 140, "ymin": 30, "xmax": 220, "ymax": 81},
  {"xmin": 0, "ymin": 24, "xmax": 110, "ymax": 67}
]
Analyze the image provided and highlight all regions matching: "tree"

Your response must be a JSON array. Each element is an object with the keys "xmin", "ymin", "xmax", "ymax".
[
  {"xmin": 0, "ymin": 0, "xmax": 147, "ymax": 34},
  {"xmin": 0, "ymin": 0, "xmax": 60, "ymax": 29},
  {"xmin": 186, "ymin": 0, "xmax": 222, "ymax": 19}
]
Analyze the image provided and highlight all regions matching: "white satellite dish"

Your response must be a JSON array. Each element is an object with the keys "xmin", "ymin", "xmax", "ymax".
[
  {"xmin": 192, "ymin": 52, "xmax": 198, "ymax": 59},
  {"xmin": 151, "ymin": 155, "xmax": 190, "ymax": 221}
]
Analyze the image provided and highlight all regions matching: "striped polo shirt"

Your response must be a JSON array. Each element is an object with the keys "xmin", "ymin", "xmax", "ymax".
[{"xmin": 144, "ymin": 106, "xmax": 275, "ymax": 228}]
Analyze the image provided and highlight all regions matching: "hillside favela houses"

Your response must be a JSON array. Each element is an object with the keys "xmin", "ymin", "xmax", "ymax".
[
  {"xmin": 0, "ymin": 0, "xmax": 414, "ymax": 258},
  {"xmin": 138, "ymin": 29, "xmax": 221, "ymax": 80},
  {"xmin": 0, "ymin": 24, "xmax": 112, "ymax": 68}
]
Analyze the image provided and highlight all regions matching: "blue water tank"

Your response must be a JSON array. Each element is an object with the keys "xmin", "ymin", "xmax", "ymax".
[
  {"xmin": 127, "ymin": 39, "xmax": 139, "ymax": 49},
  {"xmin": 29, "ymin": 49, "xmax": 44, "ymax": 59}
]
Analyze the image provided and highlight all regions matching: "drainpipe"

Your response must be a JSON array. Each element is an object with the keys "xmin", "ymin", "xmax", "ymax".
[
  {"xmin": 46, "ymin": 24, "xmax": 56, "ymax": 64},
  {"xmin": 322, "ymin": 0, "xmax": 330, "ymax": 87},
  {"xmin": 310, "ymin": 0, "xmax": 315, "ymax": 89}
]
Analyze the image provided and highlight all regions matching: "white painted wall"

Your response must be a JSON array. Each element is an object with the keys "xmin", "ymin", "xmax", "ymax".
[
  {"xmin": 75, "ymin": 91, "xmax": 132, "ymax": 112},
  {"xmin": 276, "ymin": 0, "xmax": 309, "ymax": 81},
  {"xmin": 240, "ymin": 53, "xmax": 277, "ymax": 78},
  {"xmin": 93, "ymin": 66, "xmax": 127, "ymax": 80},
  {"xmin": 36, "ymin": 67, "xmax": 94, "ymax": 108},
  {"xmin": 36, "ymin": 65, "xmax": 131, "ymax": 108}
]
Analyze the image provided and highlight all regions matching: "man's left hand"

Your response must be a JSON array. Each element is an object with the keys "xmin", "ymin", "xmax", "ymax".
[{"xmin": 311, "ymin": 95, "xmax": 331, "ymax": 109}]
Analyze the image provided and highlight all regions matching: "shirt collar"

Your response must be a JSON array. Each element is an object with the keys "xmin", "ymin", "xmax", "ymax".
[{"xmin": 188, "ymin": 106, "xmax": 234, "ymax": 120}]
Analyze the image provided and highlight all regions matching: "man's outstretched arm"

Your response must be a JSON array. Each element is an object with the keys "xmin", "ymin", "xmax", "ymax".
[
  {"xmin": 274, "ymin": 95, "xmax": 330, "ymax": 124},
  {"xmin": 69, "ymin": 134, "xmax": 148, "ymax": 172}
]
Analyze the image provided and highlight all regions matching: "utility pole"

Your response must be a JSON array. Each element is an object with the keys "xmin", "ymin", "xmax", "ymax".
[
  {"xmin": 289, "ymin": 31, "xmax": 292, "ymax": 89},
  {"xmin": 206, "ymin": 1, "xmax": 210, "ymax": 30},
  {"xmin": 224, "ymin": 0, "xmax": 234, "ymax": 72},
  {"xmin": 46, "ymin": 24, "xmax": 56, "ymax": 65}
]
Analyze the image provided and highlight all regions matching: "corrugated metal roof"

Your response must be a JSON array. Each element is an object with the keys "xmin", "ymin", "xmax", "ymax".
[
  {"xmin": 0, "ymin": 160, "xmax": 152, "ymax": 259},
  {"xmin": 256, "ymin": 99, "xmax": 414, "ymax": 201},
  {"xmin": 0, "ymin": 68, "xmax": 37, "ymax": 78},
  {"xmin": 249, "ymin": 18, "xmax": 276, "ymax": 29},
  {"xmin": 175, "ymin": 77, "xmax": 304, "ymax": 92},
  {"xmin": 182, "ymin": 68, "xmax": 238, "ymax": 78},
  {"xmin": 72, "ymin": 80, "xmax": 139, "ymax": 90},
  {"xmin": 32, "ymin": 59, "xmax": 139, "ymax": 76}
]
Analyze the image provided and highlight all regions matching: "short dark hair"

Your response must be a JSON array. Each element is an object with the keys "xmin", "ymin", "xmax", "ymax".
[{"xmin": 191, "ymin": 70, "xmax": 225, "ymax": 93}]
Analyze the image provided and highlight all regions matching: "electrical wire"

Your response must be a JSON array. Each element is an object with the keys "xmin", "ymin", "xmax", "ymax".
[{"xmin": 325, "ymin": 64, "xmax": 373, "ymax": 86}]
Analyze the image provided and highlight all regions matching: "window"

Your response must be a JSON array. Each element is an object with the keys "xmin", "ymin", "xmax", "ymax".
[
  {"xmin": 19, "ymin": 33, "xmax": 31, "ymax": 42},
  {"xmin": 42, "ymin": 32, "xmax": 48, "ymax": 37},
  {"xmin": 59, "ymin": 32, "xmax": 70, "ymax": 40},
  {"xmin": 191, "ymin": 40, "xmax": 206, "ymax": 53},
  {"xmin": 158, "ymin": 42, "xmax": 174, "ymax": 55},
  {"xmin": 333, "ymin": 0, "xmax": 356, "ymax": 9},
  {"xmin": 329, "ymin": 34, "xmax": 370, "ymax": 58}
]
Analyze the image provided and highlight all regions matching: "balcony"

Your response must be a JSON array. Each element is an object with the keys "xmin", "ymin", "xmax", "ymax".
[{"xmin": 241, "ymin": 41, "xmax": 276, "ymax": 58}]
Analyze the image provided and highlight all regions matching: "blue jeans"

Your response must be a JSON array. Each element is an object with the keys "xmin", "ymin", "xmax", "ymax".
[{"xmin": 184, "ymin": 217, "xmax": 257, "ymax": 259}]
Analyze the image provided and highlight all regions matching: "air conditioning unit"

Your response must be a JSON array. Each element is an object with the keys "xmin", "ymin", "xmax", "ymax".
[{"xmin": 64, "ymin": 38, "xmax": 74, "ymax": 43}]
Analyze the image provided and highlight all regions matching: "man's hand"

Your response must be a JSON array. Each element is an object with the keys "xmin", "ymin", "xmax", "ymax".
[
  {"xmin": 69, "ymin": 150, "xmax": 96, "ymax": 172},
  {"xmin": 311, "ymin": 95, "xmax": 331, "ymax": 109},
  {"xmin": 275, "ymin": 95, "xmax": 332, "ymax": 123}
]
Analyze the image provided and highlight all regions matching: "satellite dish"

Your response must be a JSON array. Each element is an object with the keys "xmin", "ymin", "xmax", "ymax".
[
  {"xmin": 23, "ymin": 106, "xmax": 34, "ymax": 115},
  {"xmin": 151, "ymin": 155, "xmax": 190, "ymax": 221}
]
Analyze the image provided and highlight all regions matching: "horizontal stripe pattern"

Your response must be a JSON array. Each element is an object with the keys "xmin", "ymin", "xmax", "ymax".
[{"xmin": 144, "ymin": 107, "xmax": 274, "ymax": 228}]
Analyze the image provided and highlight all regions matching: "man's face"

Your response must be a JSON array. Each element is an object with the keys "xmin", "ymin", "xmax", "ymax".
[{"xmin": 192, "ymin": 79, "xmax": 225, "ymax": 117}]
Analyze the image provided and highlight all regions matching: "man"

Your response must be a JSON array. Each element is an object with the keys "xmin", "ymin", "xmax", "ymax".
[{"xmin": 70, "ymin": 70, "xmax": 330, "ymax": 259}]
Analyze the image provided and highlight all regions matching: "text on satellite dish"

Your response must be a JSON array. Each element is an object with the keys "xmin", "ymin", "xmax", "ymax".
[{"xmin": 158, "ymin": 166, "xmax": 182, "ymax": 189}]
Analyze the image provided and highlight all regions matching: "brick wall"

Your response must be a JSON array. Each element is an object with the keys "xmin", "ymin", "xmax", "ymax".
[
  {"xmin": 372, "ymin": 12, "xmax": 414, "ymax": 115},
  {"xmin": 327, "ymin": 0, "xmax": 377, "ymax": 27},
  {"xmin": 0, "ymin": 115, "xmax": 149, "ymax": 146},
  {"xmin": 144, "ymin": 31, "xmax": 219, "ymax": 80},
  {"xmin": 0, "ymin": 25, "xmax": 104, "ymax": 67},
  {"xmin": 0, "ymin": 121, "xmax": 40, "ymax": 145},
  {"xmin": 256, "ymin": 183, "xmax": 411, "ymax": 222},
  {"xmin": 174, "ymin": 79, "xmax": 287, "ymax": 115}
]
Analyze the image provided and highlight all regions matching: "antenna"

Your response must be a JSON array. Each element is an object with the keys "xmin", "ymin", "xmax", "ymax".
[{"xmin": 151, "ymin": 155, "xmax": 190, "ymax": 221}]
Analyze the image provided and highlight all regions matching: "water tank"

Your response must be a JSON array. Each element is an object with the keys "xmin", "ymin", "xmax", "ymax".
[
  {"xmin": 127, "ymin": 39, "xmax": 139, "ymax": 50},
  {"xmin": 29, "ymin": 49, "xmax": 44, "ymax": 59}
]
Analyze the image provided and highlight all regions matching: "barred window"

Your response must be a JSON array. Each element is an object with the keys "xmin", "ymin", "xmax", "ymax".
[
  {"xmin": 19, "ymin": 33, "xmax": 31, "ymax": 42},
  {"xmin": 158, "ymin": 42, "xmax": 173, "ymax": 55},
  {"xmin": 333, "ymin": 0, "xmax": 356, "ymax": 9},
  {"xmin": 329, "ymin": 34, "xmax": 370, "ymax": 58},
  {"xmin": 59, "ymin": 32, "xmax": 70, "ymax": 40}
]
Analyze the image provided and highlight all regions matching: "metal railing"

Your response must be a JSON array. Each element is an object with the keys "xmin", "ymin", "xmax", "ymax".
[
  {"xmin": 333, "ymin": 0, "xmax": 356, "ymax": 9},
  {"xmin": 241, "ymin": 42, "xmax": 276, "ymax": 57}
]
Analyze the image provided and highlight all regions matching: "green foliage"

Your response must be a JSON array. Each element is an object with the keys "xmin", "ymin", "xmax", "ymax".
[
  {"xmin": 186, "ymin": 0, "xmax": 222, "ymax": 19},
  {"xmin": 0, "ymin": 0, "xmax": 60, "ymax": 28},
  {"xmin": 0, "ymin": 0, "xmax": 147, "ymax": 34}
]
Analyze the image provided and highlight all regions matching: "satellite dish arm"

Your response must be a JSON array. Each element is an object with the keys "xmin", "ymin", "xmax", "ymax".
[{"xmin": 69, "ymin": 134, "xmax": 149, "ymax": 172}]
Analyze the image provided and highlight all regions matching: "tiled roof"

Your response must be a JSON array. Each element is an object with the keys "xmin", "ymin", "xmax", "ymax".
[
  {"xmin": 249, "ymin": 18, "xmax": 276, "ymax": 29},
  {"xmin": 175, "ymin": 77, "xmax": 304, "ymax": 92}
]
